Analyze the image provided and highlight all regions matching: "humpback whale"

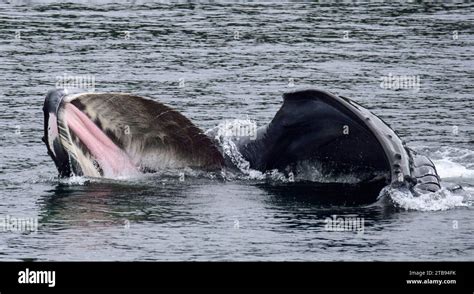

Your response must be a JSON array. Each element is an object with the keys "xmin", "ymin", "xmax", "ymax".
[{"xmin": 43, "ymin": 88, "xmax": 441, "ymax": 202}]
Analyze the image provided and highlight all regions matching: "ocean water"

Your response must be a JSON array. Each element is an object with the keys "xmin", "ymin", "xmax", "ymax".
[{"xmin": 0, "ymin": 1, "xmax": 472, "ymax": 261}]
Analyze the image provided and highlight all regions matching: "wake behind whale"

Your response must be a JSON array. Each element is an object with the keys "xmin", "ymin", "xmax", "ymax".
[{"xmin": 43, "ymin": 88, "xmax": 453, "ymax": 205}]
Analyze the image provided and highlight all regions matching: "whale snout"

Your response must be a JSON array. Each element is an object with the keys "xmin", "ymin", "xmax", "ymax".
[
  {"xmin": 43, "ymin": 89, "xmax": 66, "ymax": 115},
  {"xmin": 43, "ymin": 89, "xmax": 72, "ymax": 177}
]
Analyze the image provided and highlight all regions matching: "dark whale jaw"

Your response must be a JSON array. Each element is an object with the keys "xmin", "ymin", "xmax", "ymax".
[
  {"xmin": 234, "ymin": 89, "xmax": 441, "ymax": 195},
  {"xmin": 43, "ymin": 88, "xmax": 441, "ymax": 202}
]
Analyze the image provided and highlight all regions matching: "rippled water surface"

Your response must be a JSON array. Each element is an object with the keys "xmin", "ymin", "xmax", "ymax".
[{"xmin": 0, "ymin": 1, "xmax": 473, "ymax": 261}]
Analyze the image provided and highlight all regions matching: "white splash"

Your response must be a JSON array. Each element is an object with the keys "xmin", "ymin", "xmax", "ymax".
[
  {"xmin": 433, "ymin": 158, "xmax": 474, "ymax": 180},
  {"xmin": 382, "ymin": 186, "xmax": 471, "ymax": 211},
  {"xmin": 58, "ymin": 175, "xmax": 90, "ymax": 186},
  {"xmin": 424, "ymin": 146, "xmax": 474, "ymax": 179},
  {"xmin": 210, "ymin": 119, "xmax": 265, "ymax": 180}
]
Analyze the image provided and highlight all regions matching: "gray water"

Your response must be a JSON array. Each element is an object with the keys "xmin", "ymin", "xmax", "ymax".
[{"xmin": 0, "ymin": 1, "xmax": 473, "ymax": 261}]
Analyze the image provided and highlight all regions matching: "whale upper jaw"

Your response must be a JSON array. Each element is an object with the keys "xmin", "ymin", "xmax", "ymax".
[{"xmin": 43, "ymin": 89, "xmax": 72, "ymax": 177}]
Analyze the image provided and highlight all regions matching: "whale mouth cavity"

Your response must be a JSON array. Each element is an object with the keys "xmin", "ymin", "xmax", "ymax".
[
  {"xmin": 43, "ymin": 90, "xmax": 138, "ymax": 178},
  {"xmin": 60, "ymin": 102, "xmax": 138, "ymax": 178},
  {"xmin": 43, "ymin": 89, "xmax": 224, "ymax": 178}
]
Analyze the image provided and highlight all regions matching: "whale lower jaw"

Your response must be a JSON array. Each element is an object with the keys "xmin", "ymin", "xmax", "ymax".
[
  {"xmin": 43, "ymin": 88, "xmax": 441, "ymax": 198},
  {"xmin": 233, "ymin": 89, "xmax": 441, "ymax": 194}
]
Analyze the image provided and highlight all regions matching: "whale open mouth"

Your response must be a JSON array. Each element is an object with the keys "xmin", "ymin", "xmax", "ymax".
[
  {"xmin": 42, "ymin": 89, "xmax": 224, "ymax": 178},
  {"xmin": 59, "ymin": 101, "xmax": 139, "ymax": 178},
  {"xmin": 43, "ymin": 90, "xmax": 137, "ymax": 178}
]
